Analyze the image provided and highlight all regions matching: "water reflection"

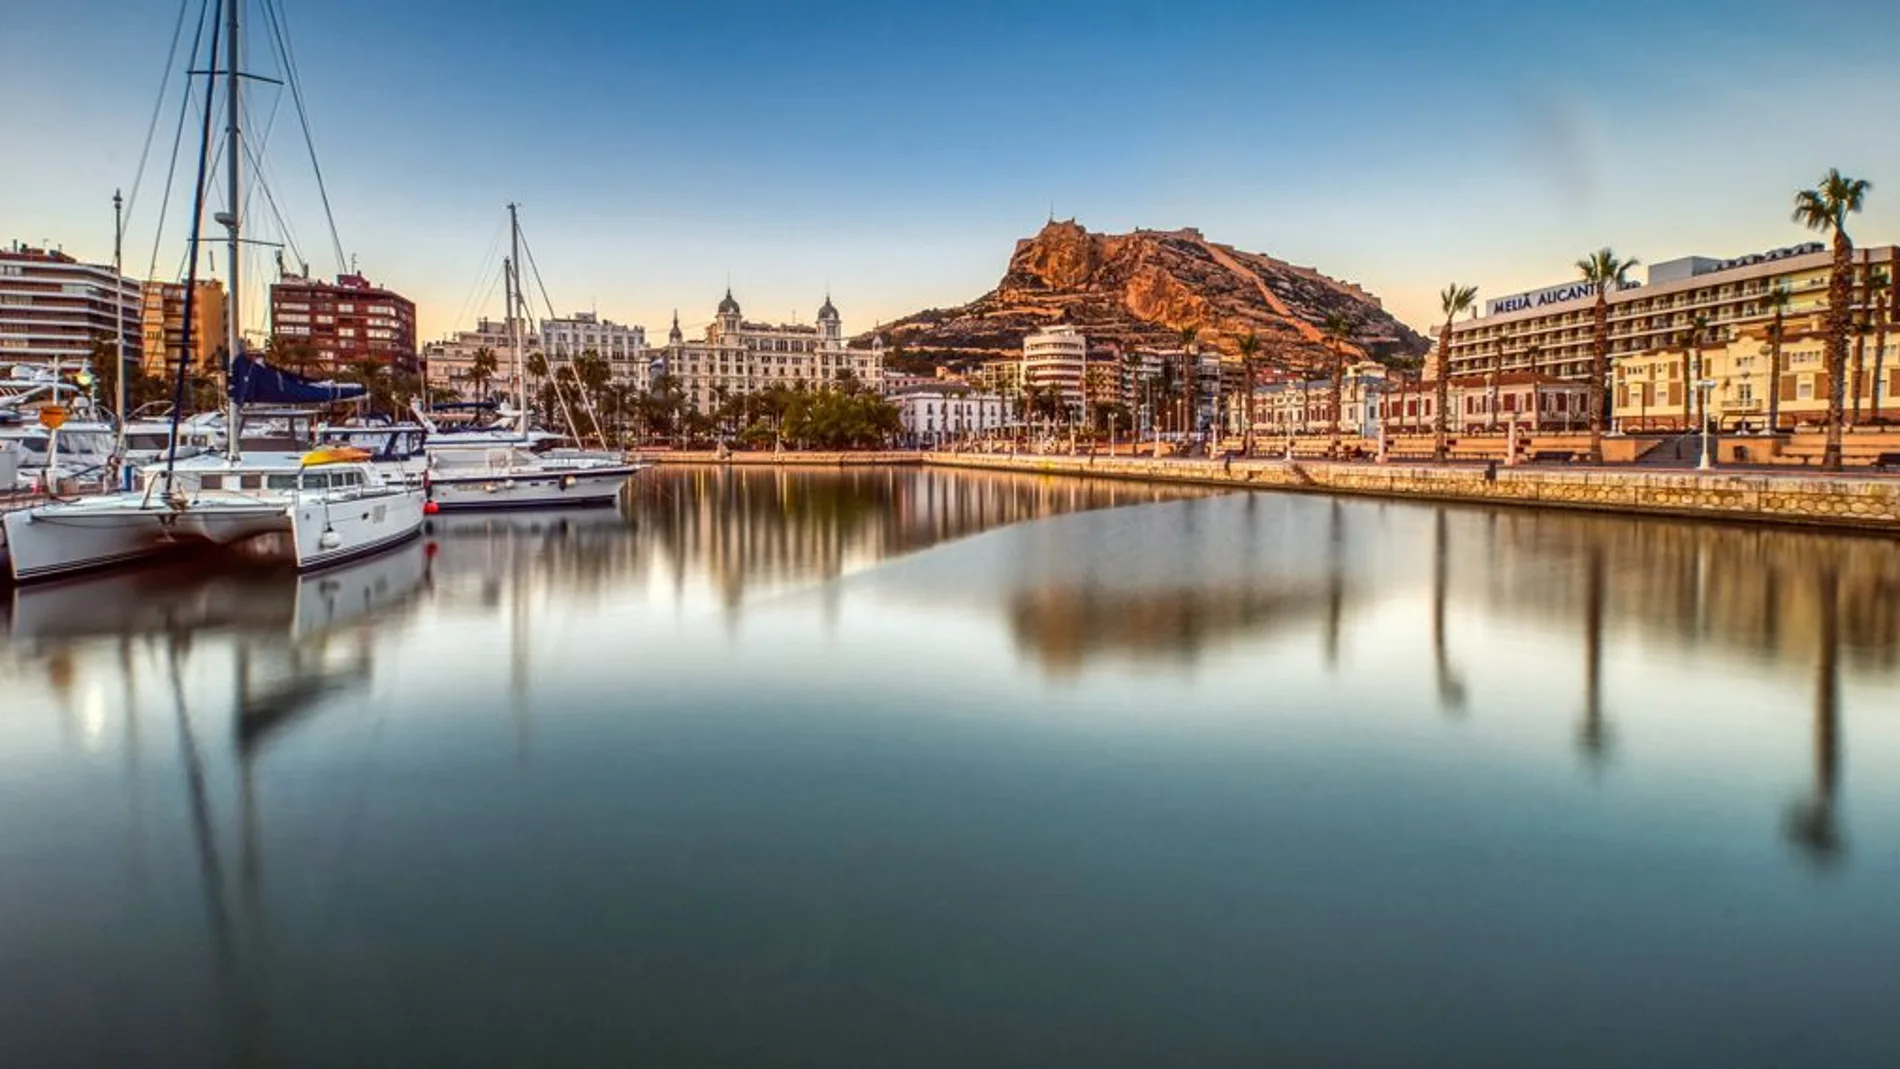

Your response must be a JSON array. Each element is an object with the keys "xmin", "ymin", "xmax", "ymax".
[{"xmin": 3, "ymin": 468, "xmax": 1899, "ymax": 1067}]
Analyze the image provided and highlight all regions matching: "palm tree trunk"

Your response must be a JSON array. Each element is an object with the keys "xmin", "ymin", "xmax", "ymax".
[
  {"xmin": 1588, "ymin": 295, "xmax": 1608, "ymax": 463},
  {"xmin": 1329, "ymin": 347, "xmax": 1344, "ymax": 457},
  {"xmin": 1823, "ymin": 231, "xmax": 1853, "ymax": 471},
  {"xmin": 1851, "ymin": 267, "xmax": 1869, "ymax": 425},
  {"xmin": 1433, "ymin": 321, "xmax": 1452, "ymax": 462},
  {"xmin": 1242, "ymin": 356, "xmax": 1255, "ymax": 456},
  {"xmin": 1489, "ymin": 348, "xmax": 1501, "ymax": 432},
  {"xmin": 1874, "ymin": 304, "xmax": 1889, "ymax": 424},
  {"xmin": 1767, "ymin": 316, "xmax": 1783, "ymax": 433}
]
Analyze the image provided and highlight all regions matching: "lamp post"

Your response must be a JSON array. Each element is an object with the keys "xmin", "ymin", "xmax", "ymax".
[{"xmin": 1696, "ymin": 378, "xmax": 1717, "ymax": 470}]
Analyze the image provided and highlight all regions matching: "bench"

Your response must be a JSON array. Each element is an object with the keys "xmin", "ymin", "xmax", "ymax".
[{"xmin": 1530, "ymin": 450, "xmax": 1578, "ymax": 463}]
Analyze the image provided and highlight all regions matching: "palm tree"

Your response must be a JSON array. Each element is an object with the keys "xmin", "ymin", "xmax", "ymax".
[
  {"xmin": 1236, "ymin": 331, "xmax": 1260, "ymax": 456},
  {"xmin": 1434, "ymin": 284, "xmax": 1477, "ymax": 462},
  {"xmin": 1575, "ymin": 248, "xmax": 1640, "ymax": 463},
  {"xmin": 1177, "ymin": 325, "xmax": 1200, "ymax": 449},
  {"xmin": 1792, "ymin": 169, "xmax": 1873, "ymax": 471},
  {"xmin": 1871, "ymin": 270, "xmax": 1892, "ymax": 424},
  {"xmin": 1689, "ymin": 313, "xmax": 1710, "ymax": 432},
  {"xmin": 469, "ymin": 345, "xmax": 497, "ymax": 402},
  {"xmin": 1850, "ymin": 266, "xmax": 1874, "ymax": 425},
  {"xmin": 1324, "ymin": 313, "xmax": 1350, "ymax": 457},
  {"xmin": 1762, "ymin": 283, "xmax": 1792, "ymax": 433}
]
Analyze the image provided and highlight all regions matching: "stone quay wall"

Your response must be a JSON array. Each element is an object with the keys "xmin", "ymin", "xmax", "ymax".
[
  {"xmin": 923, "ymin": 454, "xmax": 1900, "ymax": 533},
  {"xmin": 649, "ymin": 451, "xmax": 923, "ymax": 467}
]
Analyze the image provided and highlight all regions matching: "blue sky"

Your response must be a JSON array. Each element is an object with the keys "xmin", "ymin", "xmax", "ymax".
[{"xmin": 4, "ymin": 0, "xmax": 1898, "ymax": 343}]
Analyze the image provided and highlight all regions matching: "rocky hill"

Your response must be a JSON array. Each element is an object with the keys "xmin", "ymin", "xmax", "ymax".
[{"xmin": 865, "ymin": 220, "xmax": 1428, "ymax": 370}]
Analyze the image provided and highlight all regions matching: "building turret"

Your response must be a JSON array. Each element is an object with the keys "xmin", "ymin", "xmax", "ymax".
[
  {"xmin": 668, "ymin": 309, "xmax": 682, "ymax": 346},
  {"xmin": 816, "ymin": 292, "xmax": 841, "ymax": 344},
  {"xmin": 715, "ymin": 288, "xmax": 742, "ymax": 339}
]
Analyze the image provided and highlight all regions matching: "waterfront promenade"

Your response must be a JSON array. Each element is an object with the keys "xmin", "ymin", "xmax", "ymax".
[{"xmin": 651, "ymin": 450, "xmax": 1900, "ymax": 532}]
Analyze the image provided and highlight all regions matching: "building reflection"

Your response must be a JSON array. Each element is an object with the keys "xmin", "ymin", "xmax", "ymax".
[{"xmin": 621, "ymin": 466, "xmax": 1211, "ymax": 610}]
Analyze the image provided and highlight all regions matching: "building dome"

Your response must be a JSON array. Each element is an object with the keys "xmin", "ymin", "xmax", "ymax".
[
  {"xmin": 817, "ymin": 295, "xmax": 839, "ymax": 321},
  {"xmin": 717, "ymin": 288, "xmax": 741, "ymax": 315}
]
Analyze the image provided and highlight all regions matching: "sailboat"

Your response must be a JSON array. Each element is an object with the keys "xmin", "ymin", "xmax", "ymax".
[
  {"xmin": 2, "ymin": 0, "xmax": 424, "ymax": 584},
  {"xmin": 416, "ymin": 205, "xmax": 646, "ymax": 509}
]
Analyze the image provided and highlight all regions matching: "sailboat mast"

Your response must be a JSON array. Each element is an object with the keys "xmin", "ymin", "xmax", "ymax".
[
  {"xmin": 508, "ymin": 202, "xmax": 526, "ymax": 427},
  {"xmin": 223, "ymin": 0, "xmax": 242, "ymax": 460},
  {"xmin": 112, "ymin": 189, "xmax": 125, "ymax": 467}
]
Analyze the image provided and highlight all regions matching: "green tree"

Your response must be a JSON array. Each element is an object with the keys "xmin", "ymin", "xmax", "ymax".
[
  {"xmin": 1434, "ymin": 284, "xmax": 1478, "ymax": 462},
  {"xmin": 1323, "ymin": 314, "xmax": 1350, "ymax": 456},
  {"xmin": 1574, "ymin": 249, "xmax": 1639, "ymax": 462},
  {"xmin": 1177, "ymin": 325, "xmax": 1199, "ymax": 445},
  {"xmin": 1763, "ymin": 283, "xmax": 1791, "ymax": 433},
  {"xmin": 1870, "ymin": 270, "xmax": 1892, "ymax": 424},
  {"xmin": 469, "ymin": 345, "xmax": 498, "ymax": 401},
  {"xmin": 1236, "ymin": 332, "xmax": 1260, "ymax": 455},
  {"xmin": 1686, "ymin": 313, "xmax": 1710, "ymax": 431},
  {"xmin": 1792, "ymin": 169, "xmax": 1873, "ymax": 470},
  {"xmin": 524, "ymin": 350, "xmax": 550, "ymax": 422}
]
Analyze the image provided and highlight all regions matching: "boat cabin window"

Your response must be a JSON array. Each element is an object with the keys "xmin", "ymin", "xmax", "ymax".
[
  {"xmin": 299, "ymin": 468, "xmax": 366, "ymax": 490},
  {"xmin": 200, "ymin": 475, "xmax": 223, "ymax": 490},
  {"xmin": 125, "ymin": 433, "xmax": 175, "ymax": 450},
  {"xmin": 240, "ymin": 474, "xmax": 264, "ymax": 490},
  {"xmin": 267, "ymin": 474, "xmax": 299, "ymax": 490}
]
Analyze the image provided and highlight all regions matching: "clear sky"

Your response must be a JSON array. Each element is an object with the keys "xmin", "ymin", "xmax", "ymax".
[{"xmin": 4, "ymin": 0, "xmax": 1898, "ymax": 344}]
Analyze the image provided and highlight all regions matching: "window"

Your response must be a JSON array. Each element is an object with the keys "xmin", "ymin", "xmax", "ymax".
[{"xmin": 1798, "ymin": 378, "xmax": 1814, "ymax": 401}]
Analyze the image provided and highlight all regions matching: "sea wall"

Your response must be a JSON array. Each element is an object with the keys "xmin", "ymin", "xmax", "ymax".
[
  {"xmin": 924, "ymin": 453, "xmax": 1900, "ymax": 533},
  {"xmin": 650, "ymin": 451, "xmax": 923, "ymax": 467}
]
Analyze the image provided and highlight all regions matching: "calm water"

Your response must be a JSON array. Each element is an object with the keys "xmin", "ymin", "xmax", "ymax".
[{"xmin": 4, "ymin": 466, "xmax": 1899, "ymax": 1067}]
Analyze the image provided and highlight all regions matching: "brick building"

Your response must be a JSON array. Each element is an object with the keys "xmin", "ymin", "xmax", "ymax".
[{"xmin": 269, "ymin": 271, "xmax": 417, "ymax": 373}]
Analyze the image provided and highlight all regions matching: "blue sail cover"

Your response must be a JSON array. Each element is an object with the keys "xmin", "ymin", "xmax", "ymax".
[{"xmin": 228, "ymin": 353, "xmax": 367, "ymax": 405}]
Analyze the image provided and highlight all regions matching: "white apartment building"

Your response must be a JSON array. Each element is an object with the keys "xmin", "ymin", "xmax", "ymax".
[
  {"xmin": 653, "ymin": 290, "xmax": 883, "ymax": 413},
  {"xmin": 893, "ymin": 388, "xmax": 1010, "ymax": 446},
  {"xmin": 1, "ymin": 243, "xmax": 142, "ymax": 370},
  {"xmin": 540, "ymin": 311, "xmax": 648, "ymax": 390},
  {"xmin": 1023, "ymin": 324, "xmax": 1087, "ymax": 413}
]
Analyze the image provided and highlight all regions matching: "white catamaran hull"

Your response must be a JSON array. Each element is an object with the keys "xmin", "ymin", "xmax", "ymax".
[
  {"xmin": 426, "ymin": 466, "xmax": 640, "ymax": 510},
  {"xmin": 3, "ymin": 501, "xmax": 198, "ymax": 583},
  {"xmin": 288, "ymin": 488, "xmax": 426, "ymax": 570}
]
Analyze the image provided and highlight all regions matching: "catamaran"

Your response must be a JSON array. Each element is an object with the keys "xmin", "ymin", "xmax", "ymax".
[{"xmin": 2, "ymin": 0, "xmax": 425, "ymax": 584}]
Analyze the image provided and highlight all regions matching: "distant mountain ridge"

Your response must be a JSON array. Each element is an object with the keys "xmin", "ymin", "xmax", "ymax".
[{"xmin": 863, "ymin": 220, "xmax": 1429, "ymax": 368}]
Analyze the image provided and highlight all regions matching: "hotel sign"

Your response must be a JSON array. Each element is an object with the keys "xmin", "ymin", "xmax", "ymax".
[{"xmin": 1485, "ymin": 280, "xmax": 1631, "ymax": 317}]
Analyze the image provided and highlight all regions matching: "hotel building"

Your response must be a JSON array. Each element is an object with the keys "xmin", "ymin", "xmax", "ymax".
[
  {"xmin": 139, "ymin": 280, "xmax": 226, "ymax": 376},
  {"xmin": 0, "ymin": 243, "xmax": 142, "ymax": 370},
  {"xmin": 1022, "ymin": 325, "xmax": 1087, "ymax": 413},
  {"xmin": 1441, "ymin": 242, "xmax": 1900, "ymax": 387},
  {"xmin": 1613, "ymin": 309, "xmax": 1900, "ymax": 432},
  {"xmin": 652, "ymin": 291, "xmax": 883, "ymax": 413},
  {"xmin": 270, "ymin": 271, "xmax": 418, "ymax": 373}
]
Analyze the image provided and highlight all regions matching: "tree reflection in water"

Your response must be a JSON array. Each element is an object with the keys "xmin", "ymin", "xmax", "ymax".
[{"xmin": 1785, "ymin": 565, "xmax": 1845, "ymax": 869}]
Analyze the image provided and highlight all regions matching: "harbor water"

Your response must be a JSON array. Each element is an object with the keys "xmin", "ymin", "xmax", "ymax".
[{"xmin": 4, "ymin": 466, "xmax": 1899, "ymax": 1066}]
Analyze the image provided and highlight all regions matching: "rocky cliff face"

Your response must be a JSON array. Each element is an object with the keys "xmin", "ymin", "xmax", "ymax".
[{"xmin": 868, "ymin": 220, "xmax": 1428, "ymax": 369}]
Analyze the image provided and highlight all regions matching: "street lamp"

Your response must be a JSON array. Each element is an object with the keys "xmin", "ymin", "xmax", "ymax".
[{"xmin": 1696, "ymin": 378, "xmax": 1717, "ymax": 470}]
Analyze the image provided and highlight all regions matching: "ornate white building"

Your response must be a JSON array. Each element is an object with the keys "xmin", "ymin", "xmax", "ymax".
[{"xmin": 652, "ymin": 290, "xmax": 883, "ymax": 412}]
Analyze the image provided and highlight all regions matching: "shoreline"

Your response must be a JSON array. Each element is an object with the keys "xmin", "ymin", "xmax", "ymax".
[{"xmin": 651, "ymin": 451, "xmax": 1900, "ymax": 533}]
